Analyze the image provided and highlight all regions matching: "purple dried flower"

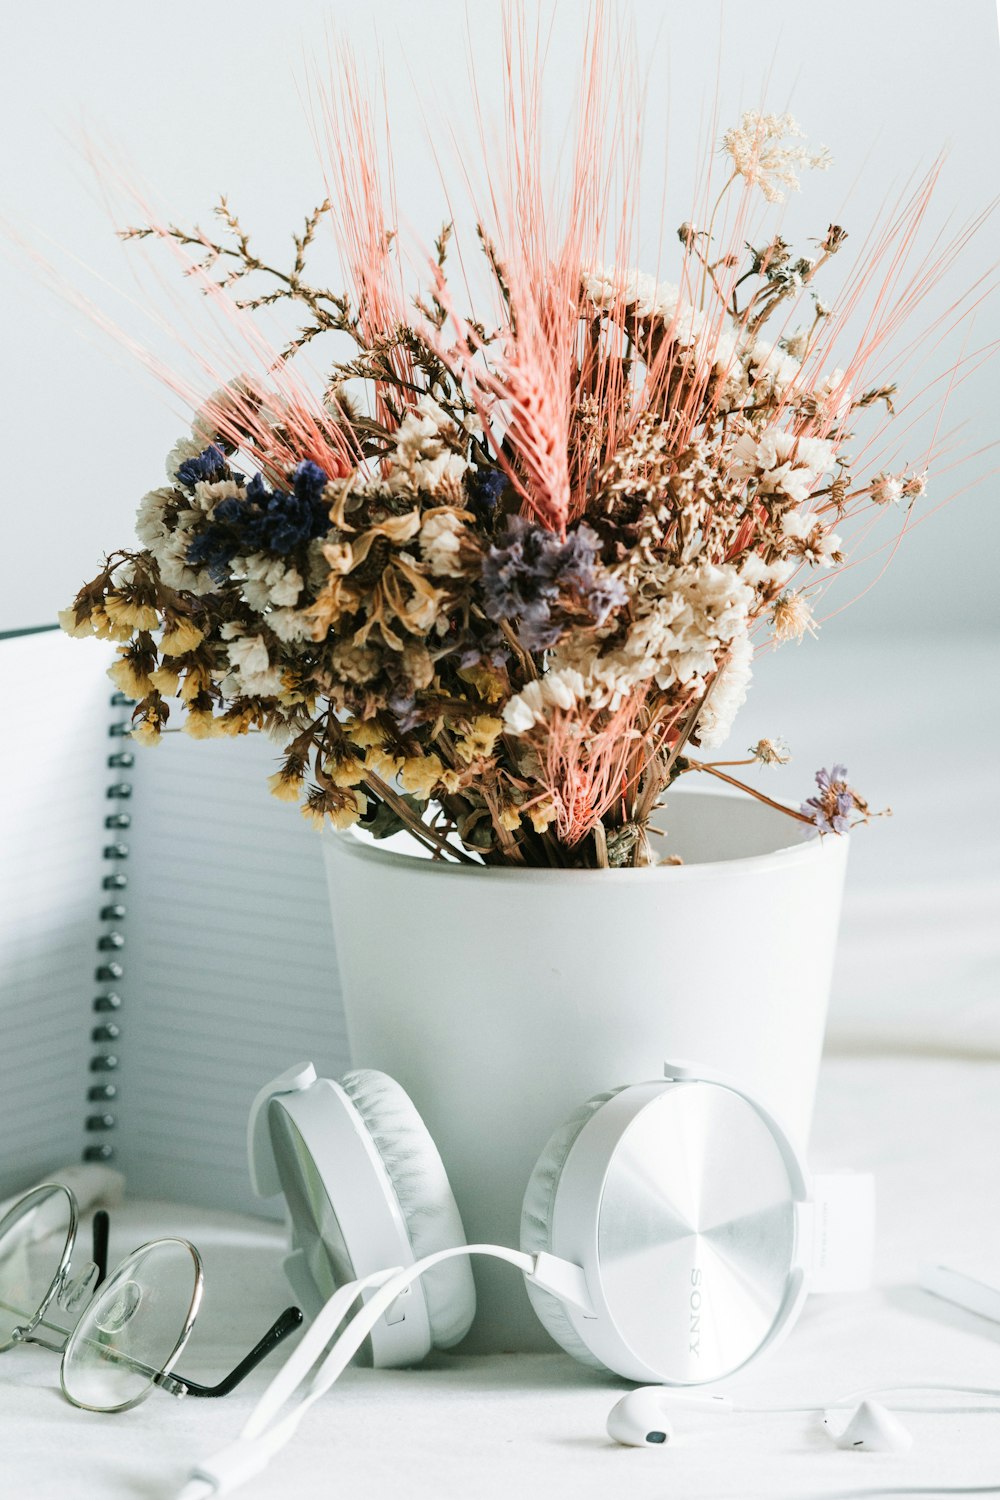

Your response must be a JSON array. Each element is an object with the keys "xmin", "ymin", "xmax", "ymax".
[
  {"xmin": 801, "ymin": 764, "xmax": 870, "ymax": 835},
  {"xmin": 481, "ymin": 517, "xmax": 626, "ymax": 652}
]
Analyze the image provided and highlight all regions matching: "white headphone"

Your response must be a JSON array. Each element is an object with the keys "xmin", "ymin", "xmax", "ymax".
[
  {"xmin": 247, "ymin": 1058, "xmax": 874, "ymax": 1385},
  {"xmin": 172, "ymin": 1067, "xmax": 1000, "ymax": 1500}
]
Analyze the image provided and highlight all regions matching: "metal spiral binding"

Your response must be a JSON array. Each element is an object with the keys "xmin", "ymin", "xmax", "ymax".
[{"xmin": 84, "ymin": 690, "xmax": 135, "ymax": 1164}]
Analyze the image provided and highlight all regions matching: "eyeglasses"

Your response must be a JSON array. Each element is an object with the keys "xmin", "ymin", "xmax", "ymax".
[{"xmin": 0, "ymin": 1183, "xmax": 302, "ymax": 1412}]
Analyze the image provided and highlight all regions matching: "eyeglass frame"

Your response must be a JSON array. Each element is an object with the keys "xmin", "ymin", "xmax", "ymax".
[{"xmin": 0, "ymin": 1183, "xmax": 302, "ymax": 1413}]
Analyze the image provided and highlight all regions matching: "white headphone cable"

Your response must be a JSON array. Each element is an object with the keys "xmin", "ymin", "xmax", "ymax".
[
  {"xmin": 738, "ymin": 1384, "xmax": 1000, "ymax": 1416},
  {"xmin": 177, "ymin": 1260, "xmax": 1000, "ymax": 1500},
  {"xmin": 176, "ymin": 1244, "xmax": 538, "ymax": 1500}
]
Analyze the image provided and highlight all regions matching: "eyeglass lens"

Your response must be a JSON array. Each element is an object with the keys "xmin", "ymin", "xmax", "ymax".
[
  {"xmin": 0, "ymin": 1185, "xmax": 73, "ymax": 1349},
  {"xmin": 61, "ymin": 1238, "xmax": 201, "ymax": 1411}
]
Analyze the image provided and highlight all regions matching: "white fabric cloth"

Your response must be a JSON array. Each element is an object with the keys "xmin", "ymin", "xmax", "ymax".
[{"xmin": 4, "ymin": 1054, "xmax": 1000, "ymax": 1498}]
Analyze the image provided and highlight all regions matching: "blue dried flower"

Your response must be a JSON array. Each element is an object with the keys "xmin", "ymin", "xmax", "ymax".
[
  {"xmin": 467, "ymin": 465, "xmax": 508, "ymax": 512},
  {"xmin": 186, "ymin": 461, "xmax": 331, "ymax": 582},
  {"xmin": 176, "ymin": 445, "xmax": 228, "ymax": 490},
  {"xmin": 481, "ymin": 517, "xmax": 626, "ymax": 652},
  {"xmin": 185, "ymin": 528, "xmax": 241, "ymax": 581}
]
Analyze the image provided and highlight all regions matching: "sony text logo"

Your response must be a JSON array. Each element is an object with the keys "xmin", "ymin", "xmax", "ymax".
[{"xmin": 689, "ymin": 1267, "xmax": 702, "ymax": 1356}]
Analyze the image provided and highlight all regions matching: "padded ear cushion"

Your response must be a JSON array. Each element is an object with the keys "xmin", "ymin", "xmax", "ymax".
[
  {"xmin": 339, "ymin": 1069, "xmax": 475, "ymax": 1349},
  {"xmin": 520, "ymin": 1087, "xmax": 628, "ymax": 1370}
]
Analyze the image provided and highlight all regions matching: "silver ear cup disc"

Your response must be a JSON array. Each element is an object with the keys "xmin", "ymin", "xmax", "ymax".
[{"xmin": 597, "ymin": 1083, "xmax": 798, "ymax": 1383}]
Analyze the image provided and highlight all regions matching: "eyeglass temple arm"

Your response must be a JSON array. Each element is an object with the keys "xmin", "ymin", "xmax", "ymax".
[
  {"xmin": 92, "ymin": 1210, "xmax": 110, "ymax": 1288},
  {"xmin": 173, "ymin": 1307, "xmax": 303, "ymax": 1398}
]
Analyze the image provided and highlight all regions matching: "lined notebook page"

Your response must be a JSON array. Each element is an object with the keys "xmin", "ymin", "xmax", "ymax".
[
  {"xmin": 0, "ymin": 632, "xmax": 112, "ymax": 1198},
  {"xmin": 118, "ymin": 727, "xmax": 350, "ymax": 1216}
]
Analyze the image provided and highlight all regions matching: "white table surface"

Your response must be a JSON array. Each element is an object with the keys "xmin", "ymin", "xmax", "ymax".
[{"xmin": 5, "ymin": 1053, "xmax": 1000, "ymax": 1500}]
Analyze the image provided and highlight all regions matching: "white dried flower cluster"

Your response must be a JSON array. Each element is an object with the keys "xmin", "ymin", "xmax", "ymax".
[
  {"xmin": 135, "ymin": 485, "xmax": 215, "ymax": 593},
  {"xmin": 696, "ymin": 629, "xmax": 754, "ymax": 748},
  {"xmin": 578, "ymin": 268, "xmax": 853, "ymax": 436},
  {"xmin": 810, "ymin": 367, "xmax": 853, "ymax": 422},
  {"xmin": 781, "ymin": 511, "xmax": 843, "ymax": 567},
  {"xmin": 870, "ymin": 468, "xmax": 927, "ymax": 505},
  {"xmin": 744, "ymin": 338, "xmax": 803, "ymax": 398},
  {"xmin": 165, "ymin": 434, "xmax": 204, "ymax": 481},
  {"xmin": 554, "ymin": 561, "xmax": 754, "ymax": 714},
  {"xmin": 751, "ymin": 736, "xmax": 792, "ymax": 766},
  {"xmin": 871, "ymin": 472, "xmax": 904, "ymax": 506},
  {"xmin": 580, "ymin": 265, "xmax": 739, "ymax": 384},
  {"xmin": 219, "ymin": 625, "xmax": 284, "ymax": 697},
  {"xmin": 191, "ymin": 375, "xmax": 260, "ymax": 447},
  {"xmin": 722, "ymin": 112, "xmax": 831, "ymax": 203},
  {"xmin": 729, "ymin": 429, "xmax": 837, "ymax": 507},
  {"xmin": 738, "ymin": 553, "xmax": 797, "ymax": 591},
  {"xmin": 234, "ymin": 554, "xmax": 304, "ymax": 610},
  {"xmin": 771, "ymin": 590, "xmax": 818, "ymax": 642},
  {"xmin": 420, "ymin": 510, "xmax": 466, "ymax": 577},
  {"xmin": 580, "ymin": 265, "xmax": 681, "ymax": 319},
  {"xmin": 782, "ymin": 327, "xmax": 813, "ymax": 361},
  {"xmin": 502, "ymin": 667, "xmax": 588, "ymax": 734},
  {"xmin": 387, "ymin": 394, "xmax": 469, "ymax": 495}
]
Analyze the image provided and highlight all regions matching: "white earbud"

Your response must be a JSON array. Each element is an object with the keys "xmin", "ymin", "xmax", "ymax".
[
  {"xmin": 607, "ymin": 1390, "xmax": 676, "ymax": 1446},
  {"xmin": 606, "ymin": 1388, "xmax": 733, "ymax": 1447},
  {"xmin": 828, "ymin": 1399, "xmax": 914, "ymax": 1453}
]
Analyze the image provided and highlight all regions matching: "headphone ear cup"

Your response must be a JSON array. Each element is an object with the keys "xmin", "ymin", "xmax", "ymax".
[
  {"xmin": 339, "ymin": 1070, "xmax": 475, "ymax": 1349},
  {"xmin": 520, "ymin": 1088, "xmax": 627, "ymax": 1369}
]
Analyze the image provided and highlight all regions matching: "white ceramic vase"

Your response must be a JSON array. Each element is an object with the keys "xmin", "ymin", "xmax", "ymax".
[{"xmin": 322, "ymin": 786, "xmax": 849, "ymax": 1353}]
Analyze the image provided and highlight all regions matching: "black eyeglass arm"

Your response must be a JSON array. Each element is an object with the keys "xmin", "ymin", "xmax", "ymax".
[
  {"xmin": 172, "ymin": 1306, "xmax": 303, "ymax": 1397},
  {"xmin": 91, "ymin": 1210, "xmax": 110, "ymax": 1287}
]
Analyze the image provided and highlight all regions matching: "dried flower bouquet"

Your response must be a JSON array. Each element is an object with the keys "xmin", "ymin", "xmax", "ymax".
[{"xmin": 62, "ymin": 29, "xmax": 986, "ymax": 869}]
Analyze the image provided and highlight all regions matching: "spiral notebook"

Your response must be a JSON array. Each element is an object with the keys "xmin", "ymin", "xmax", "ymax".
[{"xmin": 0, "ymin": 626, "xmax": 350, "ymax": 1215}]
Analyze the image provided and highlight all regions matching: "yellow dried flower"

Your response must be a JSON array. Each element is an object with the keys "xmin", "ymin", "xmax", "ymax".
[
  {"xmin": 278, "ymin": 670, "xmax": 316, "ymax": 710},
  {"xmin": 324, "ymin": 750, "xmax": 365, "ymax": 788},
  {"xmin": 458, "ymin": 664, "xmax": 507, "ymax": 704},
  {"xmin": 300, "ymin": 790, "xmax": 366, "ymax": 830},
  {"xmin": 58, "ymin": 607, "xmax": 94, "ymax": 639},
  {"xmin": 160, "ymin": 620, "xmax": 205, "ymax": 656},
  {"xmin": 268, "ymin": 770, "xmax": 303, "ymax": 802},
  {"xmin": 454, "ymin": 715, "xmax": 504, "ymax": 764},
  {"xmin": 498, "ymin": 804, "xmax": 522, "ymax": 832},
  {"xmin": 322, "ymin": 541, "xmax": 354, "ymax": 576},
  {"xmin": 348, "ymin": 720, "xmax": 386, "ymax": 749},
  {"xmin": 103, "ymin": 595, "xmax": 160, "ymax": 632},
  {"xmin": 90, "ymin": 608, "xmax": 133, "ymax": 643},
  {"xmin": 399, "ymin": 754, "xmax": 446, "ymax": 800},
  {"xmin": 330, "ymin": 791, "xmax": 367, "ymax": 829},
  {"xmin": 178, "ymin": 670, "xmax": 212, "ymax": 704},
  {"xmin": 108, "ymin": 656, "xmax": 153, "ymax": 700},
  {"xmin": 183, "ymin": 709, "xmax": 219, "ymax": 739},
  {"xmin": 528, "ymin": 799, "xmax": 557, "ymax": 833},
  {"xmin": 149, "ymin": 666, "xmax": 181, "ymax": 697},
  {"xmin": 213, "ymin": 714, "xmax": 251, "ymax": 737},
  {"xmin": 130, "ymin": 719, "xmax": 163, "ymax": 747},
  {"xmin": 364, "ymin": 746, "xmax": 405, "ymax": 779}
]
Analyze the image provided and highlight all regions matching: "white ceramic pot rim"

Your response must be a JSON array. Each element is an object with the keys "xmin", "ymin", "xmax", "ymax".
[{"xmin": 327, "ymin": 796, "xmax": 845, "ymax": 886}]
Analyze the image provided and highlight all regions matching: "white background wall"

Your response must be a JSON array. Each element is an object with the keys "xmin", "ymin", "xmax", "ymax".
[{"xmin": 1, "ymin": 0, "xmax": 997, "ymax": 639}]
